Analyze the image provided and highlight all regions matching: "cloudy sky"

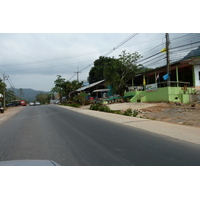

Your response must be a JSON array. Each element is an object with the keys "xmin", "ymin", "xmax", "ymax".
[
  {"xmin": 0, "ymin": 33, "xmax": 182, "ymax": 91},
  {"xmin": 0, "ymin": 1, "xmax": 198, "ymax": 92}
]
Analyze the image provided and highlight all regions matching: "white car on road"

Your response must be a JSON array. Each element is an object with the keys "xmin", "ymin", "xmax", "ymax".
[{"xmin": 35, "ymin": 101, "xmax": 40, "ymax": 106}]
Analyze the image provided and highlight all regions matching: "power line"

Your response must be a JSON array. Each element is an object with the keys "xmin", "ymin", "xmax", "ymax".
[
  {"xmin": 102, "ymin": 33, "xmax": 138, "ymax": 57},
  {"xmin": 68, "ymin": 73, "xmax": 76, "ymax": 81},
  {"xmin": 79, "ymin": 33, "xmax": 139, "ymax": 73}
]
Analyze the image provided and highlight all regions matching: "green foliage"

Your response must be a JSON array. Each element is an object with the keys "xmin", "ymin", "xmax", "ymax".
[
  {"xmin": 88, "ymin": 51, "xmax": 142, "ymax": 96},
  {"xmin": 0, "ymin": 78, "xmax": 6, "ymax": 95},
  {"xmin": 35, "ymin": 93, "xmax": 51, "ymax": 104},
  {"xmin": 89, "ymin": 104, "xmax": 138, "ymax": 117},
  {"xmin": 99, "ymin": 105, "xmax": 111, "ymax": 112},
  {"xmin": 110, "ymin": 50, "xmax": 142, "ymax": 95},
  {"xmin": 51, "ymin": 75, "xmax": 83, "ymax": 102},
  {"xmin": 5, "ymin": 89, "xmax": 17, "ymax": 102},
  {"xmin": 123, "ymin": 108, "xmax": 138, "ymax": 117},
  {"xmin": 90, "ymin": 103, "xmax": 101, "ymax": 110},
  {"xmin": 63, "ymin": 103, "xmax": 81, "ymax": 108},
  {"xmin": 73, "ymin": 92, "xmax": 88, "ymax": 105},
  {"xmin": 90, "ymin": 103, "xmax": 111, "ymax": 112},
  {"xmin": 88, "ymin": 56, "xmax": 117, "ymax": 84},
  {"xmin": 123, "ymin": 108, "xmax": 133, "ymax": 116},
  {"xmin": 51, "ymin": 75, "xmax": 65, "ymax": 93}
]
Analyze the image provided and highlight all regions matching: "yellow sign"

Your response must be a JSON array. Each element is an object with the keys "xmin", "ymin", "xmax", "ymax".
[
  {"xmin": 161, "ymin": 48, "xmax": 167, "ymax": 53},
  {"xmin": 143, "ymin": 77, "xmax": 146, "ymax": 85}
]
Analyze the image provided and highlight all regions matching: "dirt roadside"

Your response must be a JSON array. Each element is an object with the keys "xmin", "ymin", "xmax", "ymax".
[
  {"xmin": 0, "ymin": 106, "xmax": 26, "ymax": 124},
  {"xmin": 82, "ymin": 102, "xmax": 200, "ymax": 128},
  {"xmin": 138, "ymin": 102, "xmax": 200, "ymax": 128}
]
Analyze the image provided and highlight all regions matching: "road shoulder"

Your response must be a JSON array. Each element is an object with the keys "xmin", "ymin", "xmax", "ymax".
[
  {"xmin": 0, "ymin": 106, "xmax": 26, "ymax": 124},
  {"xmin": 56, "ymin": 105, "xmax": 200, "ymax": 145}
]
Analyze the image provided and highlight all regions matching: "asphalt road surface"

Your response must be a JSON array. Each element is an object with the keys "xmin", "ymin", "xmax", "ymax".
[{"xmin": 1, "ymin": 105, "xmax": 200, "ymax": 166}]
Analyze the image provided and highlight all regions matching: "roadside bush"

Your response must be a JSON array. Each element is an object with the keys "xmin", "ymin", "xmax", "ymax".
[
  {"xmin": 112, "ymin": 110, "xmax": 123, "ymax": 115},
  {"xmin": 90, "ymin": 104, "xmax": 111, "ymax": 112},
  {"xmin": 63, "ymin": 103, "xmax": 81, "ymax": 108},
  {"xmin": 99, "ymin": 105, "xmax": 111, "ymax": 112},
  {"xmin": 123, "ymin": 108, "xmax": 132, "ymax": 116},
  {"xmin": 90, "ymin": 104, "xmax": 101, "ymax": 110},
  {"xmin": 90, "ymin": 104, "xmax": 138, "ymax": 117},
  {"xmin": 132, "ymin": 110, "xmax": 139, "ymax": 117},
  {"xmin": 123, "ymin": 108, "xmax": 138, "ymax": 117}
]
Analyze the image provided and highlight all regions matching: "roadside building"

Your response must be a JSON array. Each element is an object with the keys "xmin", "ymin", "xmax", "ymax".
[{"xmin": 124, "ymin": 46, "xmax": 200, "ymax": 103}]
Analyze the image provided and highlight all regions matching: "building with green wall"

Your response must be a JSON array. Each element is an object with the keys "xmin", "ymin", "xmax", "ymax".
[{"xmin": 124, "ymin": 47, "xmax": 200, "ymax": 103}]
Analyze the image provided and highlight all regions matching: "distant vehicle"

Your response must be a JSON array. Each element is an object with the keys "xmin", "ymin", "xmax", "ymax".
[
  {"xmin": 0, "ymin": 102, "xmax": 4, "ymax": 113},
  {"xmin": 6, "ymin": 103, "xmax": 13, "ymax": 107},
  {"xmin": 29, "ymin": 102, "xmax": 34, "ymax": 106},
  {"xmin": 20, "ymin": 100, "xmax": 26, "ymax": 106},
  {"xmin": 35, "ymin": 101, "xmax": 40, "ymax": 106}
]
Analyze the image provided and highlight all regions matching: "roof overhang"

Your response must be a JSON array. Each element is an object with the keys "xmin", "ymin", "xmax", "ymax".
[
  {"xmin": 76, "ymin": 80, "xmax": 105, "ymax": 92},
  {"xmin": 93, "ymin": 89, "xmax": 110, "ymax": 93}
]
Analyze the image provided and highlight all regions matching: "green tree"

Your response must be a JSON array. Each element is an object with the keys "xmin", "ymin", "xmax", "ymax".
[
  {"xmin": 73, "ymin": 92, "xmax": 88, "ymax": 105},
  {"xmin": 88, "ymin": 56, "xmax": 117, "ymax": 84},
  {"xmin": 0, "ymin": 78, "xmax": 6, "ymax": 95},
  {"xmin": 35, "ymin": 93, "xmax": 50, "ymax": 104},
  {"xmin": 104, "ymin": 50, "xmax": 143, "ymax": 95},
  {"xmin": 6, "ymin": 89, "xmax": 17, "ymax": 102},
  {"xmin": 51, "ymin": 75, "xmax": 66, "ymax": 102},
  {"xmin": 0, "ymin": 78, "xmax": 6, "ymax": 106},
  {"xmin": 51, "ymin": 75, "xmax": 83, "ymax": 102}
]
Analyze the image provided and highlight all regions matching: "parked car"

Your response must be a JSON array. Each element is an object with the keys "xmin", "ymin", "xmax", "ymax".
[
  {"xmin": 20, "ymin": 100, "xmax": 26, "ymax": 106},
  {"xmin": 35, "ymin": 101, "xmax": 40, "ymax": 106},
  {"xmin": 0, "ymin": 102, "xmax": 4, "ymax": 113},
  {"xmin": 29, "ymin": 102, "xmax": 34, "ymax": 106},
  {"xmin": 6, "ymin": 103, "xmax": 13, "ymax": 107}
]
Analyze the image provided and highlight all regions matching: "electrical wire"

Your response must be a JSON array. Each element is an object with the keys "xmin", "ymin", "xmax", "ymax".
[{"xmin": 79, "ymin": 33, "xmax": 139, "ymax": 73}]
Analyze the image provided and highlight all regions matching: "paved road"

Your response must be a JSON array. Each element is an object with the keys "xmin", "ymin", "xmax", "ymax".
[{"xmin": 0, "ymin": 105, "xmax": 200, "ymax": 166}]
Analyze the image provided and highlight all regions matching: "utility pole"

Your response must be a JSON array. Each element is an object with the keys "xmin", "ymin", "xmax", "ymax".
[
  {"xmin": 74, "ymin": 67, "xmax": 81, "ymax": 82},
  {"xmin": 166, "ymin": 33, "xmax": 170, "ymax": 86}
]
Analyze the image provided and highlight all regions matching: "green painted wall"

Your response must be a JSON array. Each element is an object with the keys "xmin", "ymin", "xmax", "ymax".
[{"xmin": 125, "ymin": 87, "xmax": 195, "ymax": 103}]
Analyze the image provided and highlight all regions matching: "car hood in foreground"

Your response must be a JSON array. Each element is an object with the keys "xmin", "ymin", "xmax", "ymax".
[{"xmin": 0, "ymin": 160, "xmax": 60, "ymax": 166}]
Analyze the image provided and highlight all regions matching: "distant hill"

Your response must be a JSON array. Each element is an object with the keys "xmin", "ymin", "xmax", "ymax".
[{"xmin": 8, "ymin": 88, "xmax": 50, "ymax": 102}]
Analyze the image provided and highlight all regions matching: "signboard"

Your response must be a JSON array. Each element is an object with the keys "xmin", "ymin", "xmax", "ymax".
[{"xmin": 146, "ymin": 83, "xmax": 158, "ymax": 92}]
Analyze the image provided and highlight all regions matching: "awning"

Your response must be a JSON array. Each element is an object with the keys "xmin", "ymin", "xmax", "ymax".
[
  {"xmin": 76, "ymin": 80, "xmax": 105, "ymax": 92},
  {"xmin": 93, "ymin": 89, "xmax": 110, "ymax": 93},
  {"xmin": 123, "ymin": 95, "xmax": 134, "ymax": 98}
]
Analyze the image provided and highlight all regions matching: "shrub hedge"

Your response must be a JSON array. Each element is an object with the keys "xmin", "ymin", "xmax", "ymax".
[{"xmin": 90, "ymin": 104, "xmax": 138, "ymax": 117}]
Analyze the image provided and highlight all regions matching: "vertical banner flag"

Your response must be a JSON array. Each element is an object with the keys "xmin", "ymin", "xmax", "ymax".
[
  {"xmin": 163, "ymin": 73, "xmax": 169, "ymax": 81},
  {"xmin": 143, "ymin": 77, "xmax": 146, "ymax": 85},
  {"xmin": 156, "ymin": 73, "xmax": 159, "ymax": 81},
  {"xmin": 161, "ymin": 48, "xmax": 167, "ymax": 53}
]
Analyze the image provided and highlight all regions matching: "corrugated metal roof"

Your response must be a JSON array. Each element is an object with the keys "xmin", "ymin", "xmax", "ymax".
[{"xmin": 76, "ymin": 80, "xmax": 105, "ymax": 91}]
